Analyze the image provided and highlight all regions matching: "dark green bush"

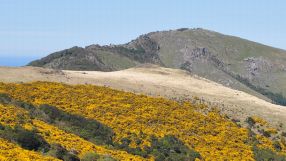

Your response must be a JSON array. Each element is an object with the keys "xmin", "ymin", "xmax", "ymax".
[
  {"xmin": 150, "ymin": 135, "xmax": 201, "ymax": 161},
  {"xmin": 273, "ymin": 141, "xmax": 283, "ymax": 152},
  {"xmin": 262, "ymin": 129, "xmax": 272, "ymax": 138},
  {"xmin": 0, "ymin": 124, "xmax": 4, "ymax": 130},
  {"xmin": 246, "ymin": 117, "xmax": 256, "ymax": 127},
  {"xmin": 38, "ymin": 104, "xmax": 114, "ymax": 145},
  {"xmin": 0, "ymin": 93, "xmax": 11, "ymax": 104},
  {"xmin": 46, "ymin": 143, "xmax": 79, "ymax": 161},
  {"xmin": 253, "ymin": 146, "xmax": 286, "ymax": 161},
  {"xmin": 0, "ymin": 124, "xmax": 49, "ymax": 151},
  {"xmin": 115, "ymin": 134, "xmax": 201, "ymax": 160},
  {"xmin": 81, "ymin": 152, "xmax": 116, "ymax": 161},
  {"xmin": 81, "ymin": 152, "xmax": 100, "ymax": 161}
]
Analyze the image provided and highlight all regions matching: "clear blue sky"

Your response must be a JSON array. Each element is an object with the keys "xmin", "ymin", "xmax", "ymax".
[{"xmin": 0, "ymin": 0, "xmax": 285, "ymax": 66}]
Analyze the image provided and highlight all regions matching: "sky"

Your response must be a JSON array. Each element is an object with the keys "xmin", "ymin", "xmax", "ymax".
[{"xmin": 0, "ymin": 0, "xmax": 285, "ymax": 66}]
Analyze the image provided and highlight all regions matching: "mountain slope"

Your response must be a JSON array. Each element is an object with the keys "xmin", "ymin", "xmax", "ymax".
[
  {"xmin": 144, "ymin": 28, "xmax": 286, "ymax": 104},
  {"xmin": 0, "ymin": 65, "xmax": 285, "ymax": 130},
  {"xmin": 28, "ymin": 28, "xmax": 286, "ymax": 105},
  {"xmin": 2, "ymin": 66, "xmax": 286, "ymax": 159},
  {"xmin": 1, "ymin": 81, "xmax": 286, "ymax": 160}
]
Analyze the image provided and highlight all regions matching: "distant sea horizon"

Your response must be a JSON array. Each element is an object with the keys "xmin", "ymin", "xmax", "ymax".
[{"xmin": 0, "ymin": 56, "xmax": 40, "ymax": 67}]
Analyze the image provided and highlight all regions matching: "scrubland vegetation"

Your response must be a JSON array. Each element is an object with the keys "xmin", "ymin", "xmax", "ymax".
[{"xmin": 0, "ymin": 81, "xmax": 285, "ymax": 160}]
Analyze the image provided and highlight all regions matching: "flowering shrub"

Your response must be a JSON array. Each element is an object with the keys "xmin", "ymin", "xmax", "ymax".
[
  {"xmin": 32, "ymin": 119, "xmax": 147, "ymax": 160},
  {"xmin": 0, "ymin": 97, "xmax": 145, "ymax": 160},
  {"xmin": 0, "ymin": 103, "xmax": 30, "ymax": 126},
  {"xmin": 251, "ymin": 116, "xmax": 268, "ymax": 126},
  {"xmin": 0, "ymin": 138, "xmax": 58, "ymax": 161},
  {"xmin": 0, "ymin": 82, "xmax": 257, "ymax": 160}
]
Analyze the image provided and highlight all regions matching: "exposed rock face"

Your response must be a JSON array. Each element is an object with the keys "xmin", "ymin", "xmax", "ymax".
[
  {"xmin": 243, "ymin": 57, "xmax": 272, "ymax": 79},
  {"xmin": 182, "ymin": 47, "xmax": 211, "ymax": 62},
  {"xmin": 28, "ymin": 28, "xmax": 286, "ymax": 102},
  {"xmin": 126, "ymin": 35, "xmax": 162, "ymax": 64},
  {"xmin": 180, "ymin": 47, "xmax": 224, "ymax": 72}
]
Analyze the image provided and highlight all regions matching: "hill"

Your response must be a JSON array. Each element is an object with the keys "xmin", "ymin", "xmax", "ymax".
[
  {"xmin": 0, "ymin": 65, "xmax": 285, "ymax": 131},
  {"xmin": 28, "ymin": 28, "xmax": 286, "ymax": 105},
  {"xmin": 1, "ymin": 81, "xmax": 286, "ymax": 160}
]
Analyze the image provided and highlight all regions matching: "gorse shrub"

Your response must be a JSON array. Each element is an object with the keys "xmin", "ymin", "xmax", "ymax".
[
  {"xmin": 114, "ymin": 134, "xmax": 201, "ymax": 160},
  {"xmin": 3, "ymin": 95, "xmax": 115, "ymax": 145},
  {"xmin": 0, "ymin": 82, "xmax": 256, "ymax": 160},
  {"xmin": 38, "ymin": 104, "xmax": 114, "ymax": 145},
  {"xmin": 0, "ymin": 94, "xmax": 144, "ymax": 160},
  {"xmin": 0, "ymin": 138, "xmax": 58, "ymax": 160},
  {"xmin": 0, "ymin": 81, "xmax": 286, "ymax": 160}
]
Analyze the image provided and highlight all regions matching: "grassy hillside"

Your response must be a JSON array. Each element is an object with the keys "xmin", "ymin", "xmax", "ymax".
[
  {"xmin": 27, "ymin": 28, "xmax": 286, "ymax": 106},
  {"xmin": 146, "ymin": 29, "xmax": 286, "ymax": 105},
  {"xmin": 0, "ymin": 81, "xmax": 285, "ymax": 160}
]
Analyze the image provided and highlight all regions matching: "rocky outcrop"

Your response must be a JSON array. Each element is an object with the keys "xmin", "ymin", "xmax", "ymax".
[
  {"xmin": 180, "ymin": 47, "xmax": 225, "ymax": 72},
  {"xmin": 243, "ymin": 57, "xmax": 273, "ymax": 78}
]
